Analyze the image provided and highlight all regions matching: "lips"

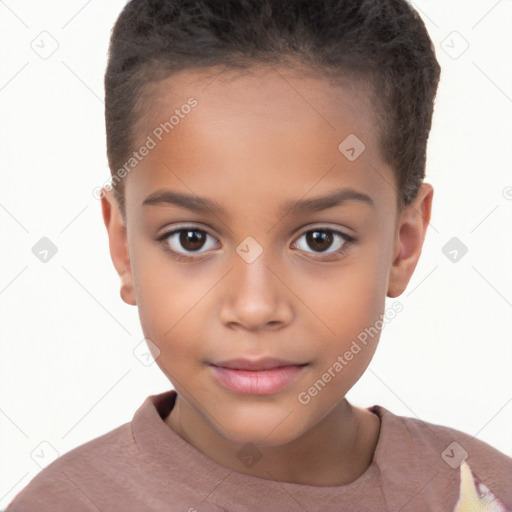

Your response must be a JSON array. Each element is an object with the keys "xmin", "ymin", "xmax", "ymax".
[
  {"xmin": 211, "ymin": 357, "xmax": 308, "ymax": 371},
  {"xmin": 209, "ymin": 357, "xmax": 308, "ymax": 395}
]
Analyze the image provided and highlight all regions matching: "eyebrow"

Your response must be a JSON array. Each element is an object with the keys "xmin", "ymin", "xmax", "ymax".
[{"xmin": 142, "ymin": 187, "xmax": 375, "ymax": 215}]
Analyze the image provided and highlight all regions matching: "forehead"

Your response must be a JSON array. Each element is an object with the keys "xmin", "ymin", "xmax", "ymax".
[
  {"xmin": 137, "ymin": 63, "xmax": 380, "ymax": 139},
  {"xmin": 126, "ymin": 64, "xmax": 395, "ymax": 219}
]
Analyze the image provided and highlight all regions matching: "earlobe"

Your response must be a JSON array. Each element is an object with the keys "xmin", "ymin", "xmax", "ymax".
[
  {"xmin": 120, "ymin": 281, "xmax": 137, "ymax": 306},
  {"xmin": 100, "ymin": 186, "xmax": 137, "ymax": 306},
  {"xmin": 387, "ymin": 183, "xmax": 434, "ymax": 298}
]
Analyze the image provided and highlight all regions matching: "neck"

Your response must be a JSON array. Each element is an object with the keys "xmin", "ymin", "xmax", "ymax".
[{"xmin": 165, "ymin": 393, "xmax": 381, "ymax": 487}]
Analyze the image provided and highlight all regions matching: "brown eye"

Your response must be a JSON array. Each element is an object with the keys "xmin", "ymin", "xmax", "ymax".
[
  {"xmin": 292, "ymin": 227, "xmax": 355, "ymax": 260},
  {"xmin": 178, "ymin": 229, "xmax": 207, "ymax": 251},
  {"xmin": 305, "ymin": 229, "xmax": 334, "ymax": 252},
  {"xmin": 157, "ymin": 226, "xmax": 219, "ymax": 259}
]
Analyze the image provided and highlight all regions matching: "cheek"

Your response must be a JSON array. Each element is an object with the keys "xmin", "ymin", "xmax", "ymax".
[
  {"xmin": 298, "ymin": 245, "xmax": 389, "ymax": 378},
  {"xmin": 298, "ymin": 250, "xmax": 388, "ymax": 336},
  {"xmin": 129, "ymin": 240, "xmax": 209, "ymax": 364}
]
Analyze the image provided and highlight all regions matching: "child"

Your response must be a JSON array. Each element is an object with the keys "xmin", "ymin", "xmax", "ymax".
[{"xmin": 7, "ymin": 0, "xmax": 512, "ymax": 510}]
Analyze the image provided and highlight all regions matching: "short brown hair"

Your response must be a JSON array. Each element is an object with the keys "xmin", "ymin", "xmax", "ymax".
[{"xmin": 104, "ymin": 0, "xmax": 441, "ymax": 219}]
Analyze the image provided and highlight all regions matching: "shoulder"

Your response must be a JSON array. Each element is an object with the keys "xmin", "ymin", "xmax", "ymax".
[
  {"xmin": 372, "ymin": 405, "xmax": 512, "ymax": 510},
  {"xmin": 5, "ymin": 421, "xmax": 146, "ymax": 512},
  {"xmin": 392, "ymin": 409, "xmax": 512, "ymax": 479}
]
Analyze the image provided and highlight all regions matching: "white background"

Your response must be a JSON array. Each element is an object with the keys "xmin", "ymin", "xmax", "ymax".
[{"xmin": 1, "ymin": 0, "xmax": 511, "ymax": 508}]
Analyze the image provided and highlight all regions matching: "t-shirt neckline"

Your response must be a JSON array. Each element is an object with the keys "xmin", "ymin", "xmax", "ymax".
[{"xmin": 130, "ymin": 389, "xmax": 387, "ymax": 504}]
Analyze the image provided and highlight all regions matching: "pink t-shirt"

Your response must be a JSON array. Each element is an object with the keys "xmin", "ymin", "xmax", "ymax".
[{"xmin": 6, "ymin": 390, "xmax": 512, "ymax": 511}]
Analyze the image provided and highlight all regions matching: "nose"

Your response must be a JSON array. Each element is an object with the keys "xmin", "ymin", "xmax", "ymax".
[{"xmin": 218, "ymin": 250, "xmax": 294, "ymax": 332}]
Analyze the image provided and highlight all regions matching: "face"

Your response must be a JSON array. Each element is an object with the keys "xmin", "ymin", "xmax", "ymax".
[{"xmin": 102, "ymin": 64, "xmax": 432, "ymax": 448}]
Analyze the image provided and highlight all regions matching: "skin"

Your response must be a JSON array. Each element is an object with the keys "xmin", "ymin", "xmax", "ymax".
[{"xmin": 101, "ymin": 64, "xmax": 433, "ymax": 486}]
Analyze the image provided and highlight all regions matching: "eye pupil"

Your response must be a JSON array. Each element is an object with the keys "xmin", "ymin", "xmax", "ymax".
[
  {"xmin": 306, "ymin": 230, "xmax": 333, "ymax": 252},
  {"xmin": 180, "ymin": 229, "xmax": 206, "ymax": 251}
]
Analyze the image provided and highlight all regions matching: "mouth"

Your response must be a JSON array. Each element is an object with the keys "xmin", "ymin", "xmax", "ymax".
[{"xmin": 209, "ymin": 360, "xmax": 309, "ymax": 395}]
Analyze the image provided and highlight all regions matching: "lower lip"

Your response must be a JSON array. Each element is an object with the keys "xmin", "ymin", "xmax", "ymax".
[{"xmin": 210, "ymin": 364, "xmax": 307, "ymax": 395}]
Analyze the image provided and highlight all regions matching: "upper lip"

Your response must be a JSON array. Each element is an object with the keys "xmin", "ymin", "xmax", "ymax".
[{"xmin": 211, "ymin": 357, "xmax": 307, "ymax": 371}]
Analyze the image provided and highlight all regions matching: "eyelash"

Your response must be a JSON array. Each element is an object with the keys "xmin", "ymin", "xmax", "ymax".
[{"xmin": 155, "ymin": 225, "xmax": 356, "ymax": 263}]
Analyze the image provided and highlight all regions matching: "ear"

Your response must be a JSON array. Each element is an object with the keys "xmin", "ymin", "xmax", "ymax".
[
  {"xmin": 100, "ymin": 187, "xmax": 137, "ymax": 306},
  {"xmin": 387, "ymin": 183, "xmax": 434, "ymax": 298}
]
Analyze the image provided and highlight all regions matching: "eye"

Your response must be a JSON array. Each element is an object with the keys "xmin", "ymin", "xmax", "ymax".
[
  {"xmin": 156, "ymin": 225, "xmax": 219, "ymax": 261},
  {"xmin": 292, "ymin": 227, "xmax": 355, "ymax": 261},
  {"xmin": 156, "ymin": 224, "xmax": 356, "ymax": 262}
]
